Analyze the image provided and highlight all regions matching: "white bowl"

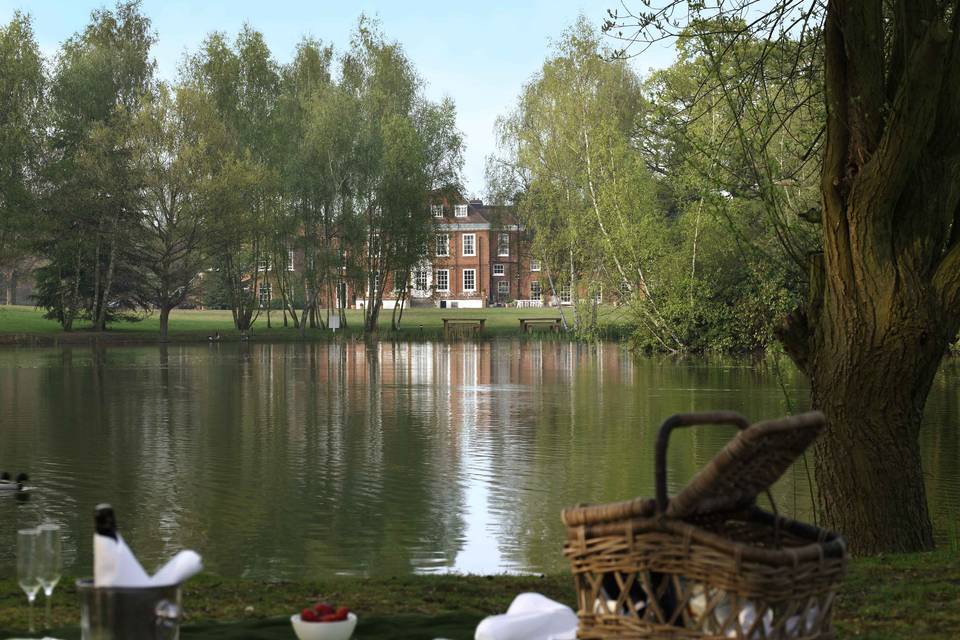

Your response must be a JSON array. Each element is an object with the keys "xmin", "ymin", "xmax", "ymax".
[{"xmin": 291, "ymin": 612, "xmax": 358, "ymax": 640}]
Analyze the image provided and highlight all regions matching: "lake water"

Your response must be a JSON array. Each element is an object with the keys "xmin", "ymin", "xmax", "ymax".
[{"xmin": 0, "ymin": 341, "xmax": 957, "ymax": 579}]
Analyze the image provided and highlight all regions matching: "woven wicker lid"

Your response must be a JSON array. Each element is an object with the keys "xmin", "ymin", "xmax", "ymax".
[{"xmin": 663, "ymin": 411, "xmax": 825, "ymax": 519}]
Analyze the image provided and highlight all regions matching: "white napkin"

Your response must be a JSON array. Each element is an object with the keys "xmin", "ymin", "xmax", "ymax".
[
  {"xmin": 94, "ymin": 533, "xmax": 151, "ymax": 587},
  {"xmin": 475, "ymin": 593, "xmax": 578, "ymax": 640},
  {"xmin": 150, "ymin": 550, "xmax": 204, "ymax": 586},
  {"xmin": 94, "ymin": 534, "xmax": 203, "ymax": 587}
]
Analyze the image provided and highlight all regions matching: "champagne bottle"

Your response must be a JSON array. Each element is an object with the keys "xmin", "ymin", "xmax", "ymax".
[
  {"xmin": 94, "ymin": 503, "xmax": 118, "ymax": 540},
  {"xmin": 93, "ymin": 503, "xmax": 150, "ymax": 586}
]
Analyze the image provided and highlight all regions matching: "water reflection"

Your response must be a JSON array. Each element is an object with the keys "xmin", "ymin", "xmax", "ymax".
[{"xmin": 0, "ymin": 342, "xmax": 957, "ymax": 579}]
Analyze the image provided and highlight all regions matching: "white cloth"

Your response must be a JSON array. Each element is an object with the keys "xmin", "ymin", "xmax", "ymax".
[
  {"xmin": 94, "ymin": 534, "xmax": 203, "ymax": 587},
  {"xmin": 475, "ymin": 593, "xmax": 578, "ymax": 640},
  {"xmin": 150, "ymin": 550, "xmax": 204, "ymax": 586},
  {"xmin": 732, "ymin": 604, "xmax": 819, "ymax": 638},
  {"xmin": 94, "ymin": 533, "xmax": 151, "ymax": 587}
]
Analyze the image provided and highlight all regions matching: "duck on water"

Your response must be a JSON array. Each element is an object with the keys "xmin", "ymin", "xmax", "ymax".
[{"xmin": 0, "ymin": 472, "xmax": 29, "ymax": 492}]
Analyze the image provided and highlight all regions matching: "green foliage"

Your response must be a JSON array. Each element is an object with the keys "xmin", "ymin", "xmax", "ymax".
[
  {"xmin": 491, "ymin": 16, "xmax": 814, "ymax": 353},
  {"xmin": 38, "ymin": 0, "xmax": 156, "ymax": 330},
  {"xmin": 0, "ymin": 11, "xmax": 45, "ymax": 295}
]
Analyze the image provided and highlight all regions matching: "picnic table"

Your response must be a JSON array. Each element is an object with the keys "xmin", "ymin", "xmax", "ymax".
[
  {"xmin": 519, "ymin": 317, "xmax": 562, "ymax": 333},
  {"xmin": 442, "ymin": 317, "xmax": 486, "ymax": 337},
  {"xmin": 1, "ymin": 612, "xmax": 483, "ymax": 639}
]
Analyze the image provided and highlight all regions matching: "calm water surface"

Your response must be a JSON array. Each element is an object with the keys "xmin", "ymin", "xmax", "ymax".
[{"xmin": 0, "ymin": 341, "xmax": 957, "ymax": 579}]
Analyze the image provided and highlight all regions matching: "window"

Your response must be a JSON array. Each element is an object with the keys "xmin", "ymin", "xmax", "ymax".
[
  {"xmin": 462, "ymin": 233, "xmax": 475, "ymax": 256},
  {"xmin": 498, "ymin": 232, "xmax": 510, "ymax": 256},
  {"xmin": 431, "ymin": 204, "xmax": 444, "ymax": 217},
  {"xmin": 414, "ymin": 269, "xmax": 428, "ymax": 291},
  {"xmin": 257, "ymin": 257, "xmax": 270, "ymax": 272},
  {"xmin": 287, "ymin": 250, "xmax": 295, "ymax": 272},
  {"xmin": 493, "ymin": 263, "xmax": 505, "ymax": 276},
  {"xmin": 531, "ymin": 281, "xmax": 542, "ymax": 300},
  {"xmin": 436, "ymin": 233, "xmax": 450, "ymax": 257},
  {"xmin": 497, "ymin": 281, "xmax": 509, "ymax": 295},
  {"xmin": 559, "ymin": 284, "xmax": 571, "ymax": 304},
  {"xmin": 435, "ymin": 269, "xmax": 449, "ymax": 292},
  {"xmin": 454, "ymin": 204, "xmax": 468, "ymax": 217},
  {"xmin": 258, "ymin": 283, "xmax": 272, "ymax": 306},
  {"xmin": 463, "ymin": 269, "xmax": 476, "ymax": 291},
  {"xmin": 530, "ymin": 259, "xmax": 541, "ymax": 272}
]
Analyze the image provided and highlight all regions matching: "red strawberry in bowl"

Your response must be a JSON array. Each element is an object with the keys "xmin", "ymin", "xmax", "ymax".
[{"xmin": 291, "ymin": 602, "xmax": 357, "ymax": 640}]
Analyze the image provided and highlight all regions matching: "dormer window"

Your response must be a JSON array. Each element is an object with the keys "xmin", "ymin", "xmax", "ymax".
[
  {"xmin": 454, "ymin": 204, "xmax": 468, "ymax": 217},
  {"xmin": 431, "ymin": 204, "xmax": 443, "ymax": 217}
]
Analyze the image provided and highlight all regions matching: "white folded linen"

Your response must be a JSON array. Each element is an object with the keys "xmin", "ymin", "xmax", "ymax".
[
  {"xmin": 94, "ymin": 533, "xmax": 203, "ymax": 588},
  {"xmin": 150, "ymin": 550, "xmax": 204, "ymax": 586},
  {"xmin": 475, "ymin": 593, "xmax": 578, "ymax": 640},
  {"xmin": 94, "ymin": 533, "xmax": 152, "ymax": 587}
]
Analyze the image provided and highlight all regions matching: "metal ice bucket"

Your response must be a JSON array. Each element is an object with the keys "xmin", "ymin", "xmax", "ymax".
[{"xmin": 76, "ymin": 579, "xmax": 181, "ymax": 640}]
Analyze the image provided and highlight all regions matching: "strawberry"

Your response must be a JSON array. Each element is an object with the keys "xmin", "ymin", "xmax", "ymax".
[
  {"xmin": 320, "ymin": 613, "xmax": 341, "ymax": 622},
  {"xmin": 301, "ymin": 608, "xmax": 320, "ymax": 623},
  {"xmin": 335, "ymin": 606, "xmax": 350, "ymax": 620},
  {"xmin": 314, "ymin": 602, "xmax": 334, "ymax": 616}
]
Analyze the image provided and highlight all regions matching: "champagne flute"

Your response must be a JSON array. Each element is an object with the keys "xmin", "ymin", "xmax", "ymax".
[
  {"xmin": 17, "ymin": 527, "xmax": 41, "ymax": 635},
  {"xmin": 37, "ymin": 524, "xmax": 63, "ymax": 632}
]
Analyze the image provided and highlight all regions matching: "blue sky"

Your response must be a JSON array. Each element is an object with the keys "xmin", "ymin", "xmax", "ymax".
[{"xmin": 1, "ymin": 1, "xmax": 677, "ymax": 196}]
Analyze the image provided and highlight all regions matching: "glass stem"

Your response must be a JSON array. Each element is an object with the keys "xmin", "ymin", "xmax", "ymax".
[
  {"xmin": 45, "ymin": 591, "xmax": 52, "ymax": 630},
  {"xmin": 28, "ymin": 595, "xmax": 34, "ymax": 633}
]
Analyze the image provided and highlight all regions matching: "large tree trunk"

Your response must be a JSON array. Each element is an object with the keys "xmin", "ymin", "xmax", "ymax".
[
  {"xmin": 777, "ymin": 1, "xmax": 960, "ymax": 554},
  {"xmin": 804, "ymin": 262, "xmax": 942, "ymax": 552},
  {"xmin": 5, "ymin": 270, "xmax": 16, "ymax": 305},
  {"xmin": 159, "ymin": 304, "xmax": 172, "ymax": 342}
]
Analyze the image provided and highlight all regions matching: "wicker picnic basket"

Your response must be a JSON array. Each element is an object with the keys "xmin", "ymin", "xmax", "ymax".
[{"xmin": 562, "ymin": 411, "xmax": 847, "ymax": 640}]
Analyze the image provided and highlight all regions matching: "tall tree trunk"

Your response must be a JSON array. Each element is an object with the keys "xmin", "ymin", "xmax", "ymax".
[
  {"xmin": 5, "ymin": 270, "xmax": 16, "ymax": 305},
  {"xmin": 776, "ymin": 1, "xmax": 960, "ymax": 554},
  {"xmin": 159, "ymin": 304, "xmax": 171, "ymax": 342},
  {"xmin": 95, "ymin": 227, "xmax": 120, "ymax": 331}
]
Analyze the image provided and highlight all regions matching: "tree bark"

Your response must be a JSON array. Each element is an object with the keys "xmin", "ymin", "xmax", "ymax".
[
  {"xmin": 774, "ymin": 0, "xmax": 960, "ymax": 554},
  {"xmin": 5, "ymin": 270, "xmax": 16, "ymax": 305},
  {"xmin": 159, "ymin": 304, "xmax": 171, "ymax": 342}
]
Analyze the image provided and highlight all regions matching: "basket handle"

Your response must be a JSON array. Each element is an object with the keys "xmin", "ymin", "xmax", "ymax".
[{"xmin": 655, "ymin": 411, "xmax": 750, "ymax": 513}]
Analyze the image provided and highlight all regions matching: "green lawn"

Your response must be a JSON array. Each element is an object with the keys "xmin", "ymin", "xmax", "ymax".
[
  {"xmin": 0, "ymin": 304, "xmax": 633, "ymax": 342},
  {"xmin": 0, "ymin": 551, "xmax": 957, "ymax": 637}
]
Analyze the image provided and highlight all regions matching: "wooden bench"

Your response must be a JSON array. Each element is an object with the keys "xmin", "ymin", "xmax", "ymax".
[
  {"xmin": 443, "ymin": 318, "xmax": 486, "ymax": 338},
  {"xmin": 519, "ymin": 317, "xmax": 562, "ymax": 333}
]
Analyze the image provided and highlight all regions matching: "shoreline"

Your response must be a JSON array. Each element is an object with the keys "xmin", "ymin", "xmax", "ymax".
[{"xmin": 0, "ymin": 551, "xmax": 958, "ymax": 637}]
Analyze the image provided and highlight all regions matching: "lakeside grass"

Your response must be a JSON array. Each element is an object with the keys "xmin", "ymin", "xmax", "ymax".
[
  {"xmin": 0, "ymin": 551, "xmax": 957, "ymax": 637},
  {"xmin": 0, "ymin": 304, "xmax": 633, "ymax": 343}
]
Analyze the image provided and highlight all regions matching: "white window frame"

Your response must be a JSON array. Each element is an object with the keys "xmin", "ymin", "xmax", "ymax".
[
  {"xmin": 498, "ymin": 232, "xmax": 510, "ymax": 257},
  {"xmin": 497, "ymin": 280, "xmax": 509, "ymax": 295},
  {"xmin": 431, "ymin": 204, "xmax": 444, "ymax": 217},
  {"xmin": 436, "ymin": 233, "xmax": 450, "ymax": 257},
  {"xmin": 493, "ymin": 263, "xmax": 505, "ymax": 276},
  {"xmin": 530, "ymin": 259, "xmax": 541, "ymax": 272},
  {"xmin": 435, "ymin": 269, "xmax": 449, "ymax": 292},
  {"xmin": 258, "ymin": 282, "xmax": 272, "ymax": 306},
  {"xmin": 531, "ymin": 281, "xmax": 542, "ymax": 300},
  {"xmin": 414, "ymin": 269, "xmax": 428, "ymax": 291},
  {"xmin": 462, "ymin": 233, "xmax": 476, "ymax": 257},
  {"xmin": 257, "ymin": 257, "xmax": 270, "ymax": 272},
  {"xmin": 462, "ymin": 268, "xmax": 476, "ymax": 292},
  {"xmin": 454, "ymin": 204, "xmax": 468, "ymax": 217},
  {"xmin": 287, "ymin": 250, "xmax": 295, "ymax": 272},
  {"xmin": 559, "ymin": 283, "xmax": 571, "ymax": 304}
]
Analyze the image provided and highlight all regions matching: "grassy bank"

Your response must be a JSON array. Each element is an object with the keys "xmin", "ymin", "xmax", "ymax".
[
  {"xmin": 0, "ymin": 304, "xmax": 632, "ymax": 344},
  {"xmin": 1, "ymin": 551, "xmax": 957, "ymax": 638}
]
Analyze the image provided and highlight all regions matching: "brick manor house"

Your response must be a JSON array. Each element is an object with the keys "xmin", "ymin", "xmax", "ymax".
[{"xmin": 261, "ymin": 193, "xmax": 565, "ymax": 311}]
